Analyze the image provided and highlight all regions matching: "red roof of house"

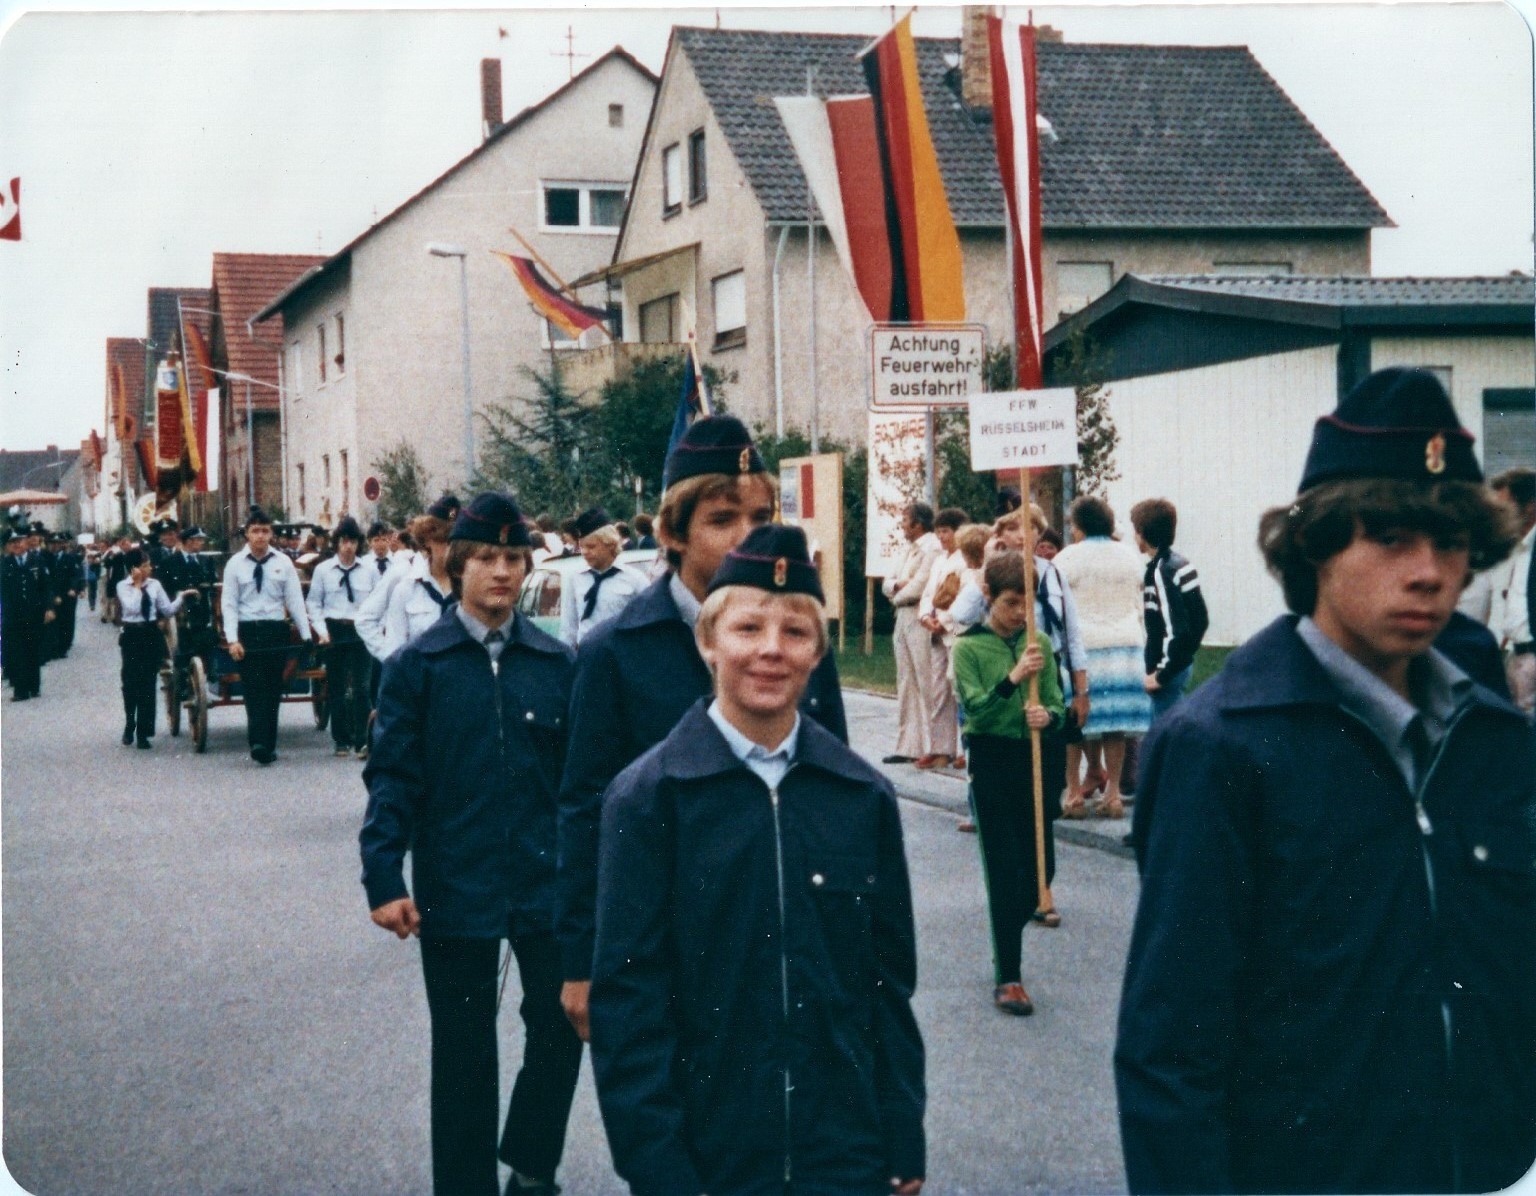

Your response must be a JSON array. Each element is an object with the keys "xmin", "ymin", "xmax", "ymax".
[{"xmin": 211, "ymin": 253, "xmax": 326, "ymax": 410}]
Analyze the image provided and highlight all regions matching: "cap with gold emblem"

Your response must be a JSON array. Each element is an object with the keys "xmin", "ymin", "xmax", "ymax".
[
  {"xmin": 707, "ymin": 524, "xmax": 823, "ymax": 603},
  {"xmin": 662, "ymin": 415, "xmax": 767, "ymax": 491},
  {"xmin": 450, "ymin": 492, "xmax": 531, "ymax": 547},
  {"xmin": 1298, "ymin": 367, "xmax": 1481, "ymax": 493}
]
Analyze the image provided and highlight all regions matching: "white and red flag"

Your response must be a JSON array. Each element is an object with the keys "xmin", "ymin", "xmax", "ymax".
[
  {"xmin": 0, "ymin": 177, "xmax": 20, "ymax": 241},
  {"xmin": 987, "ymin": 16, "xmax": 1046, "ymax": 387}
]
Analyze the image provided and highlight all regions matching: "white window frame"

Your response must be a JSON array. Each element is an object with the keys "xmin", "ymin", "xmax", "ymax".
[
  {"xmin": 1056, "ymin": 261, "xmax": 1114, "ymax": 317},
  {"xmin": 287, "ymin": 341, "xmax": 304, "ymax": 397},
  {"xmin": 662, "ymin": 144, "xmax": 683, "ymax": 214},
  {"xmin": 539, "ymin": 181, "xmax": 628, "ymax": 234},
  {"xmin": 316, "ymin": 323, "xmax": 328, "ymax": 385},
  {"xmin": 712, "ymin": 269, "xmax": 746, "ymax": 348}
]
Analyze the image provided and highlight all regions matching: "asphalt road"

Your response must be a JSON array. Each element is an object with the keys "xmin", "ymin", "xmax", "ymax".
[{"xmin": 2, "ymin": 613, "xmax": 1137, "ymax": 1196}]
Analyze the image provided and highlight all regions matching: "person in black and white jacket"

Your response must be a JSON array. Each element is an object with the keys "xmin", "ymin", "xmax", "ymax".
[{"xmin": 1130, "ymin": 498, "xmax": 1209, "ymax": 722}]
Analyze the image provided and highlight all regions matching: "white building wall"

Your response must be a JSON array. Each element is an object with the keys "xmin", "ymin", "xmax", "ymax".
[
  {"xmin": 1097, "ymin": 345, "xmax": 1340, "ymax": 646},
  {"xmin": 349, "ymin": 57, "xmax": 655, "ymax": 500},
  {"xmin": 280, "ymin": 273, "xmax": 356, "ymax": 526}
]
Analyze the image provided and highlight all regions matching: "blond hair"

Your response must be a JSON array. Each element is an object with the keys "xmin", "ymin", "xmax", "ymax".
[
  {"xmin": 695, "ymin": 585, "xmax": 829, "ymax": 661},
  {"xmin": 955, "ymin": 523, "xmax": 990, "ymax": 567},
  {"xmin": 580, "ymin": 524, "xmax": 623, "ymax": 552}
]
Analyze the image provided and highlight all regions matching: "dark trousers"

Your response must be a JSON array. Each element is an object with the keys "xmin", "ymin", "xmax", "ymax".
[
  {"xmin": 324, "ymin": 620, "xmax": 371, "ymax": 750},
  {"xmin": 4, "ymin": 614, "xmax": 42, "ymax": 698},
  {"xmin": 58, "ymin": 592, "xmax": 77, "ymax": 654},
  {"xmin": 119, "ymin": 623, "xmax": 165, "ymax": 738},
  {"xmin": 419, "ymin": 932, "xmax": 583, "ymax": 1196},
  {"xmin": 970, "ymin": 733, "xmax": 1058, "ymax": 985},
  {"xmin": 237, "ymin": 621, "xmax": 291, "ymax": 753}
]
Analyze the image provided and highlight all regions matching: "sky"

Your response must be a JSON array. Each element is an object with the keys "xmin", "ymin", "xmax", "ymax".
[{"xmin": 0, "ymin": 0, "xmax": 1530, "ymax": 453}]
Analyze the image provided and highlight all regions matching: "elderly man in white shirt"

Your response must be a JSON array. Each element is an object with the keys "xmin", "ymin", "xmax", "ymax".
[
  {"xmin": 882, "ymin": 501, "xmax": 945, "ymax": 767},
  {"xmin": 221, "ymin": 507, "xmax": 312, "ymax": 764},
  {"xmin": 559, "ymin": 507, "xmax": 646, "ymax": 647},
  {"xmin": 1488, "ymin": 467, "xmax": 1536, "ymax": 712}
]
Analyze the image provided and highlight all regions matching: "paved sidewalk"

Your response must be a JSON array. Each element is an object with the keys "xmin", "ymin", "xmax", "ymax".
[{"xmin": 844, "ymin": 688, "xmax": 1136, "ymax": 860}]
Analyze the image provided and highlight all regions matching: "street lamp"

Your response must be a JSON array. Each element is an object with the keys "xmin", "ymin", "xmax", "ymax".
[{"xmin": 427, "ymin": 242, "xmax": 474, "ymax": 483}]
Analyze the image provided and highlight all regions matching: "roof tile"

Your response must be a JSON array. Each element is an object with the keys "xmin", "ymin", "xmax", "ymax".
[{"xmin": 676, "ymin": 27, "xmax": 1390, "ymax": 230}]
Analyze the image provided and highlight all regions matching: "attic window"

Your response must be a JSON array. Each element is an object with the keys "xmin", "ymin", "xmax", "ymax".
[
  {"xmin": 662, "ymin": 143, "xmax": 683, "ymax": 215},
  {"xmin": 545, "ymin": 187, "xmax": 581, "ymax": 227},
  {"xmin": 608, "ymin": 104, "xmax": 624, "ymax": 127},
  {"xmin": 542, "ymin": 182, "xmax": 627, "ymax": 232}
]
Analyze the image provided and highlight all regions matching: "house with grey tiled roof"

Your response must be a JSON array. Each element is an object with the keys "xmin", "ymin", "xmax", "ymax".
[
  {"xmin": 575, "ymin": 15, "xmax": 1392, "ymax": 446},
  {"xmin": 1039, "ymin": 271, "xmax": 1534, "ymax": 643},
  {"xmin": 205, "ymin": 252, "xmax": 326, "ymax": 531},
  {"xmin": 253, "ymin": 49, "xmax": 656, "ymax": 525}
]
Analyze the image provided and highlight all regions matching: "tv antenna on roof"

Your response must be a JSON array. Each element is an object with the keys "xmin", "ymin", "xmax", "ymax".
[{"xmin": 553, "ymin": 26, "xmax": 590, "ymax": 80}]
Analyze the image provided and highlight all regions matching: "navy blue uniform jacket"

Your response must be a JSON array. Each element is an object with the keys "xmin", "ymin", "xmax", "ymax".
[
  {"xmin": 590, "ymin": 701, "xmax": 924, "ymax": 1196},
  {"xmin": 556, "ymin": 574, "xmax": 848, "ymax": 978},
  {"xmin": 360, "ymin": 610, "xmax": 574, "ymax": 938},
  {"xmin": 1116, "ymin": 617, "xmax": 1536, "ymax": 1195}
]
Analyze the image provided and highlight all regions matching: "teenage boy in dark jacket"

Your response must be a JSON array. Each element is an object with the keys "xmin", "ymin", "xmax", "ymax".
[
  {"xmin": 361, "ymin": 493, "xmax": 581, "ymax": 1196},
  {"xmin": 1115, "ymin": 368, "xmax": 1536, "ymax": 1195},
  {"xmin": 590, "ymin": 526, "xmax": 924, "ymax": 1196},
  {"xmin": 556, "ymin": 416, "xmax": 848, "ymax": 1042},
  {"xmin": 1129, "ymin": 498, "xmax": 1209, "ymax": 720}
]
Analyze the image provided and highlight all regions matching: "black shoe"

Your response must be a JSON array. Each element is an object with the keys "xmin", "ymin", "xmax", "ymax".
[
  {"xmin": 881, "ymin": 754, "xmax": 914, "ymax": 764},
  {"xmin": 505, "ymin": 1172, "xmax": 561, "ymax": 1196},
  {"xmin": 251, "ymin": 746, "xmax": 276, "ymax": 765},
  {"xmin": 136, "ymin": 738, "xmax": 152, "ymax": 750},
  {"xmin": 122, "ymin": 728, "xmax": 135, "ymax": 746}
]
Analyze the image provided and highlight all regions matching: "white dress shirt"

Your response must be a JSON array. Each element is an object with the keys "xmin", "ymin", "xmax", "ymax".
[
  {"xmin": 117, "ymin": 577, "xmax": 184, "ymax": 624},
  {"xmin": 306, "ymin": 554, "xmax": 377, "ymax": 629},
  {"xmin": 1489, "ymin": 522, "xmax": 1535, "ymax": 648},
  {"xmin": 383, "ymin": 556, "xmax": 454, "ymax": 655},
  {"xmin": 707, "ymin": 700, "xmax": 800, "ymax": 790},
  {"xmin": 558, "ymin": 561, "xmax": 646, "ymax": 646},
  {"xmin": 220, "ymin": 546, "xmax": 311, "ymax": 640}
]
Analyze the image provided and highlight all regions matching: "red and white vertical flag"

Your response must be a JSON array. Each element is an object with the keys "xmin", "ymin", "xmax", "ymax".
[
  {"xmin": 0, "ymin": 177, "xmax": 20, "ymax": 241},
  {"xmin": 988, "ymin": 16, "xmax": 1045, "ymax": 387}
]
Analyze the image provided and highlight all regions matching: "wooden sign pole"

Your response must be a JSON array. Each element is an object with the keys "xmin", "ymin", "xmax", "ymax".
[{"xmin": 1022, "ymin": 466, "xmax": 1048, "ymax": 913}]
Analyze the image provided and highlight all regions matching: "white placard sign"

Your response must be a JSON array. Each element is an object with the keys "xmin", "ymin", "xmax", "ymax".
[
  {"xmin": 864, "ymin": 412, "xmax": 928, "ymax": 577},
  {"xmin": 869, "ymin": 324, "xmax": 986, "ymax": 409},
  {"xmin": 968, "ymin": 388, "xmax": 1079, "ymax": 471}
]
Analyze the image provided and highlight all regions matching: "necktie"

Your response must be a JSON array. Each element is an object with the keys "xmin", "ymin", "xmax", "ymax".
[
  {"xmin": 583, "ymin": 567, "xmax": 620, "ymax": 620},
  {"xmin": 252, "ymin": 555, "xmax": 265, "ymax": 594},
  {"xmin": 485, "ymin": 629, "xmax": 505, "ymax": 645},
  {"xmin": 419, "ymin": 579, "xmax": 449, "ymax": 610},
  {"xmin": 376, "ymin": 557, "xmax": 389, "ymax": 576},
  {"xmin": 339, "ymin": 564, "xmax": 357, "ymax": 604},
  {"xmin": 141, "ymin": 588, "xmax": 152, "ymax": 621}
]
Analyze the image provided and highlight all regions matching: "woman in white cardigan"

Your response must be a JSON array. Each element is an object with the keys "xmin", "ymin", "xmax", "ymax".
[{"xmin": 1052, "ymin": 495, "xmax": 1152, "ymax": 818}]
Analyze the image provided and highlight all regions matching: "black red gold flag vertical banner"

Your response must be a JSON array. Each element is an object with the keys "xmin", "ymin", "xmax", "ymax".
[
  {"xmin": 859, "ymin": 15, "xmax": 966, "ymax": 323},
  {"xmin": 987, "ymin": 16, "xmax": 1046, "ymax": 387}
]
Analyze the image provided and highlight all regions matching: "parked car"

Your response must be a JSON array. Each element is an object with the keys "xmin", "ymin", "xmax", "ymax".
[{"xmin": 518, "ymin": 547, "xmax": 661, "ymax": 638}]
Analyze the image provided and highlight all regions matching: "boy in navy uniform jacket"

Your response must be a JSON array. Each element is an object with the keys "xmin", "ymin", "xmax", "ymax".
[
  {"xmin": 1115, "ymin": 368, "xmax": 1536, "ymax": 1195},
  {"xmin": 591, "ymin": 527, "xmax": 924, "ymax": 1196},
  {"xmin": 361, "ymin": 493, "xmax": 581, "ymax": 1196},
  {"xmin": 556, "ymin": 417, "xmax": 847, "ymax": 1041}
]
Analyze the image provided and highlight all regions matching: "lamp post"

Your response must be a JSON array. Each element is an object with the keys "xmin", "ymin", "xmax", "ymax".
[{"xmin": 427, "ymin": 243, "xmax": 474, "ymax": 483}]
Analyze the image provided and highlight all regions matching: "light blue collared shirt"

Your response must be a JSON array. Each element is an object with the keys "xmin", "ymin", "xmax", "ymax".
[
  {"xmin": 670, "ymin": 572, "xmax": 702, "ymax": 630},
  {"xmin": 1296, "ymin": 617, "xmax": 1472, "ymax": 791},
  {"xmin": 707, "ymin": 700, "xmax": 800, "ymax": 790},
  {"xmin": 456, "ymin": 605, "xmax": 514, "ymax": 664}
]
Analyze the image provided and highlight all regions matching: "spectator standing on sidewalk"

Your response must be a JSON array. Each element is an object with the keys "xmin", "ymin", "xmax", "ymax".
[
  {"xmin": 1130, "ymin": 498, "xmax": 1210, "ymax": 722},
  {"xmin": 883, "ymin": 502, "xmax": 944, "ymax": 766},
  {"xmin": 917, "ymin": 507, "xmax": 970, "ymax": 768},
  {"xmin": 1486, "ymin": 467, "xmax": 1535, "ymax": 713},
  {"xmin": 1055, "ymin": 497, "xmax": 1150, "ymax": 819}
]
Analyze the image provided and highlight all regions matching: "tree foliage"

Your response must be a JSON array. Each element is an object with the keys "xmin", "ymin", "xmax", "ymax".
[
  {"xmin": 370, "ymin": 442, "xmax": 431, "ymax": 529},
  {"xmin": 475, "ymin": 356, "xmax": 731, "ymax": 519}
]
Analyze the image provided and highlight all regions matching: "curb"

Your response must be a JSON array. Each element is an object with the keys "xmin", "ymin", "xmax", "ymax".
[{"xmin": 890, "ymin": 783, "xmax": 1138, "ymax": 861}]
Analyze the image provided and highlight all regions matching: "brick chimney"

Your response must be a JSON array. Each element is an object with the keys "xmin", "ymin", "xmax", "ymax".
[
  {"xmin": 961, "ymin": 6, "xmax": 993, "ymax": 110},
  {"xmin": 480, "ymin": 58, "xmax": 503, "ymax": 141}
]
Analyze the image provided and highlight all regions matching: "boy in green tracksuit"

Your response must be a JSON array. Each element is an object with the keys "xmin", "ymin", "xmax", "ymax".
[{"xmin": 951, "ymin": 550, "xmax": 1065, "ymax": 1016}]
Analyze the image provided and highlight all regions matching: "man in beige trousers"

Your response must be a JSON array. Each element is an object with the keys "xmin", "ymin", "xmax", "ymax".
[{"xmin": 882, "ymin": 502, "xmax": 946, "ymax": 766}]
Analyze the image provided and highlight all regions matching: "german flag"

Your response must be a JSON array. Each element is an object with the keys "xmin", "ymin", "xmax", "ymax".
[
  {"xmin": 860, "ymin": 15, "xmax": 965, "ymax": 324},
  {"xmin": 494, "ymin": 252, "xmax": 610, "ymax": 341}
]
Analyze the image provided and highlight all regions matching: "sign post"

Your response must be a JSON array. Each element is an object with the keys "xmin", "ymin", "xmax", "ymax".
[{"xmin": 968, "ymin": 386, "xmax": 1079, "ymax": 915}]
